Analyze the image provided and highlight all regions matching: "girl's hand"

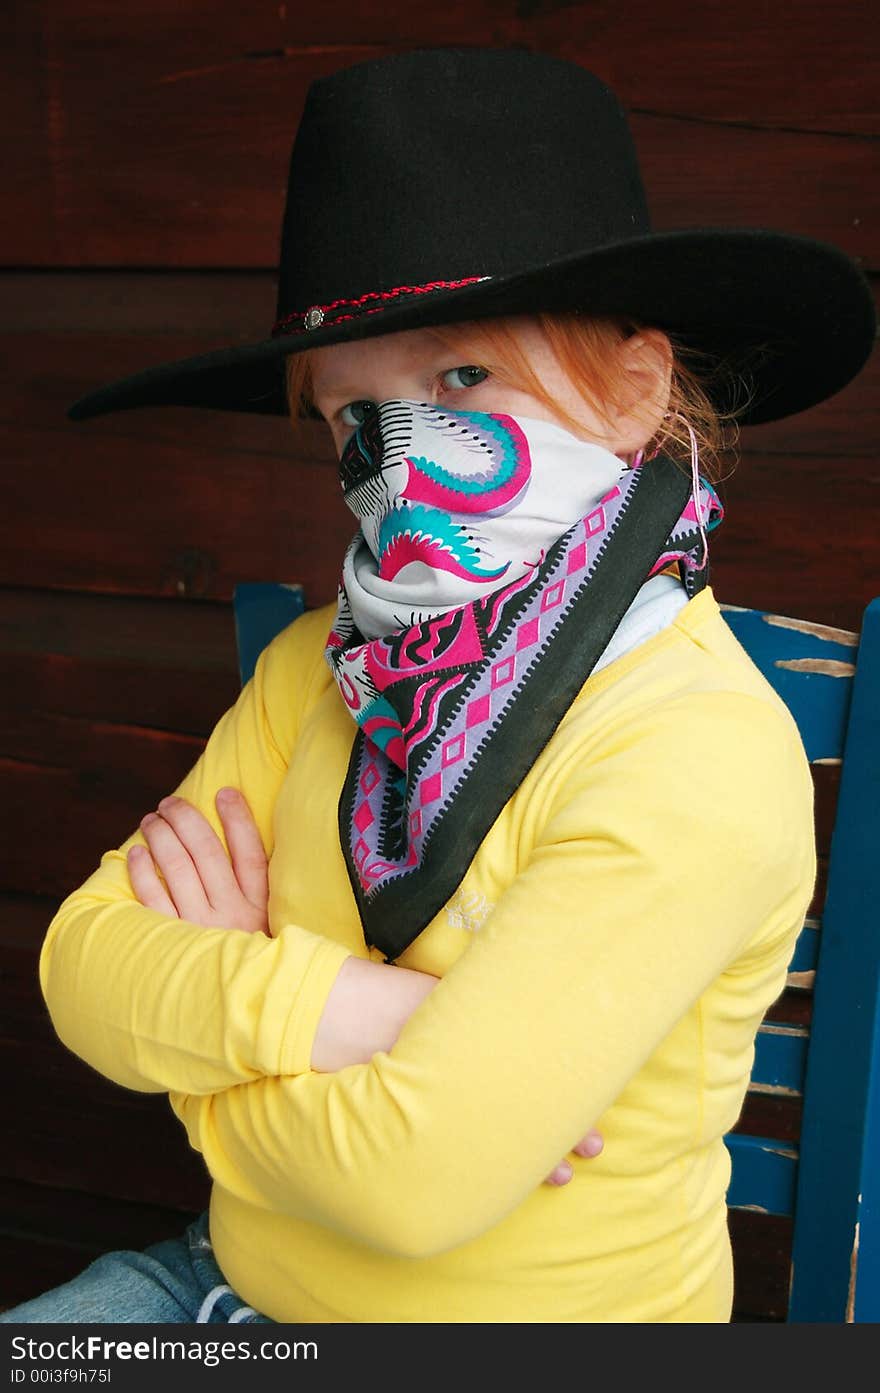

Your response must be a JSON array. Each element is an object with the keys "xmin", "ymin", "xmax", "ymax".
[
  {"xmin": 127, "ymin": 787, "xmax": 604, "ymax": 1180},
  {"xmin": 544, "ymin": 1130, "xmax": 604, "ymax": 1186},
  {"xmin": 127, "ymin": 788, "xmax": 269, "ymax": 935}
]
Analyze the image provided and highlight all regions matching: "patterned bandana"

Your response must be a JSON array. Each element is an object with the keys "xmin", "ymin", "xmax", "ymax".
[
  {"xmin": 338, "ymin": 403, "xmax": 631, "ymax": 640},
  {"xmin": 325, "ymin": 402, "xmax": 724, "ymax": 960}
]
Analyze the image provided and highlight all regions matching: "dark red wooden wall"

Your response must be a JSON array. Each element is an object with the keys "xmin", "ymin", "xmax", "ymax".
[{"xmin": 2, "ymin": 0, "xmax": 878, "ymax": 1319}]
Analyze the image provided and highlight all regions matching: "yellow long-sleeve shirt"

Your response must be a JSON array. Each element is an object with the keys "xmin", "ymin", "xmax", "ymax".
[{"xmin": 39, "ymin": 585, "xmax": 817, "ymax": 1322}]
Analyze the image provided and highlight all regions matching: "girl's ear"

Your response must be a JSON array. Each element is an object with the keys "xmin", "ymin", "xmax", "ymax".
[{"xmin": 609, "ymin": 330, "xmax": 673, "ymax": 457}]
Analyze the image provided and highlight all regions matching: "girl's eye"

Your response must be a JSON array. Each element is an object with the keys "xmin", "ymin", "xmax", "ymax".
[
  {"xmin": 340, "ymin": 400, "xmax": 378, "ymax": 427},
  {"xmin": 442, "ymin": 365, "xmax": 489, "ymax": 390}
]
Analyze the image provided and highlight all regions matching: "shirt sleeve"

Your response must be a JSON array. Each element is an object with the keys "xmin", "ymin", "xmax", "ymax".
[
  {"xmin": 39, "ymin": 605, "xmax": 351, "ymax": 1097},
  {"xmin": 168, "ymin": 690, "xmax": 817, "ymax": 1258}
]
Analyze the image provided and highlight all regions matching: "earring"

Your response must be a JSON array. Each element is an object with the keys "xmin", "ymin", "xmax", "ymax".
[{"xmin": 666, "ymin": 412, "xmax": 708, "ymax": 571}]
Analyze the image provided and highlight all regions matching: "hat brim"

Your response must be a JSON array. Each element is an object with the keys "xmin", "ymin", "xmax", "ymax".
[{"xmin": 66, "ymin": 228, "xmax": 875, "ymax": 428}]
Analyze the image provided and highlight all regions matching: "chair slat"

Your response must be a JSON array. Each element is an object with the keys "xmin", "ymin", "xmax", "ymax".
[
  {"xmin": 787, "ymin": 917, "xmax": 820, "ymax": 981},
  {"xmin": 751, "ymin": 1024, "xmax": 808, "ymax": 1094},
  {"xmin": 721, "ymin": 600, "xmax": 880, "ymax": 1319},
  {"xmin": 719, "ymin": 605, "xmax": 856, "ymax": 763},
  {"xmin": 726, "ymin": 1134, "xmax": 798, "ymax": 1217},
  {"xmin": 233, "ymin": 582, "xmax": 306, "ymax": 686},
  {"xmin": 787, "ymin": 597, "xmax": 880, "ymax": 1323}
]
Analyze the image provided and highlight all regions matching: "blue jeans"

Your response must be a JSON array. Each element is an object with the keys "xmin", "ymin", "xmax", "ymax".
[{"xmin": 0, "ymin": 1212, "xmax": 273, "ymax": 1324}]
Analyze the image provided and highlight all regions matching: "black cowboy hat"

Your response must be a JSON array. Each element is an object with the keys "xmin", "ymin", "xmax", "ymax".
[{"xmin": 67, "ymin": 47, "xmax": 875, "ymax": 427}]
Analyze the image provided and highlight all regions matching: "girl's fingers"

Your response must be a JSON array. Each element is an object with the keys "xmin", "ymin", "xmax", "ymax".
[
  {"xmin": 545, "ymin": 1161, "xmax": 574, "ymax": 1186},
  {"xmin": 154, "ymin": 795, "xmax": 238, "ymax": 909},
  {"xmin": 215, "ymin": 788, "xmax": 269, "ymax": 908},
  {"xmin": 131, "ymin": 794, "xmax": 268, "ymax": 935},
  {"xmin": 573, "ymin": 1130, "xmax": 604, "ymax": 1159},
  {"xmin": 126, "ymin": 843, "xmax": 178, "ymax": 917},
  {"xmin": 545, "ymin": 1131, "xmax": 605, "ymax": 1185},
  {"xmin": 139, "ymin": 811, "xmax": 210, "ymax": 922}
]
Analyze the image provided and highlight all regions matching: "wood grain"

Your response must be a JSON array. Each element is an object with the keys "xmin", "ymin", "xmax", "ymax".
[
  {"xmin": 4, "ymin": 4, "xmax": 877, "ymax": 267},
  {"xmin": 0, "ymin": 895, "xmax": 210, "ymax": 1215},
  {"xmin": 0, "ymin": 589, "xmax": 243, "ymax": 895}
]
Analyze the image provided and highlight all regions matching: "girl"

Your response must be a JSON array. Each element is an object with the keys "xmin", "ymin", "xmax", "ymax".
[{"xmin": 4, "ymin": 47, "xmax": 874, "ymax": 1324}]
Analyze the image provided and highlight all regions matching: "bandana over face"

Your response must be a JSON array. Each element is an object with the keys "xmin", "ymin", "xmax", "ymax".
[
  {"xmin": 326, "ymin": 402, "xmax": 724, "ymax": 959},
  {"xmin": 339, "ymin": 403, "xmax": 630, "ymax": 640}
]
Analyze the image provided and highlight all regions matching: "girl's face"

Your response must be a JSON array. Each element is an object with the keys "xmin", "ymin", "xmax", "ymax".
[{"xmin": 309, "ymin": 317, "xmax": 669, "ymax": 460}]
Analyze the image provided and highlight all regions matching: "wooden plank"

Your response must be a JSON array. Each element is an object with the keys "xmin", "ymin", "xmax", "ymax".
[
  {"xmin": 630, "ymin": 113, "xmax": 876, "ymax": 268},
  {"xmin": 0, "ymin": 718, "xmax": 206, "ymax": 897},
  {"xmin": 524, "ymin": 1, "xmax": 879, "ymax": 136},
  {"xmin": 0, "ymin": 270, "xmax": 278, "ymax": 335},
  {"xmin": 1, "ymin": 1042, "xmax": 211, "ymax": 1212},
  {"xmin": 0, "ymin": 415, "xmax": 350, "ymax": 606},
  {"xmin": 765, "ymin": 988, "xmax": 812, "ymax": 1029},
  {"xmin": 0, "ymin": 1235, "xmax": 108, "ymax": 1314},
  {"xmin": 735, "ymin": 1091, "xmax": 802, "ymax": 1145},
  {"xmin": 0, "ymin": 586, "xmax": 238, "ymax": 666},
  {"xmin": 3, "ymin": 5, "xmax": 877, "ymax": 267},
  {"xmin": 0, "ymin": 587, "xmax": 243, "ymax": 895},
  {"xmin": 0, "ymin": 892, "xmax": 60, "ymax": 952},
  {"xmin": 0, "ymin": 648, "xmax": 231, "ymax": 744},
  {"xmin": 1, "ymin": 930, "xmax": 211, "ymax": 1212},
  {"xmin": 0, "ymin": 587, "xmax": 240, "ymax": 736},
  {"xmin": 0, "ymin": 588, "xmax": 244, "ymax": 895},
  {"xmin": 708, "ymin": 454, "xmax": 880, "ymax": 631},
  {"xmin": 0, "ymin": 1176, "xmax": 200, "ymax": 1248},
  {"xmin": 5, "ymin": 2, "xmax": 876, "ymax": 139},
  {"xmin": 729, "ymin": 1210, "xmax": 792, "ymax": 1320}
]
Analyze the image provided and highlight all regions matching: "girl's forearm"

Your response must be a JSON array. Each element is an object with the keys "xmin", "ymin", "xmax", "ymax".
[{"xmin": 310, "ymin": 956, "xmax": 439, "ymax": 1072}]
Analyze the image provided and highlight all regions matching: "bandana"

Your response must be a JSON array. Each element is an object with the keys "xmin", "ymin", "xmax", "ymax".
[
  {"xmin": 339, "ymin": 404, "xmax": 630, "ymax": 640},
  {"xmin": 326, "ymin": 402, "xmax": 724, "ymax": 960}
]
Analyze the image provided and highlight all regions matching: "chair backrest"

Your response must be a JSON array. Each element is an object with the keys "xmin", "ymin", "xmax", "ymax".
[
  {"xmin": 234, "ymin": 582, "xmax": 306, "ymax": 686},
  {"xmin": 719, "ymin": 597, "xmax": 880, "ymax": 1323},
  {"xmin": 233, "ymin": 583, "xmax": 880, "ymax": 1323}
]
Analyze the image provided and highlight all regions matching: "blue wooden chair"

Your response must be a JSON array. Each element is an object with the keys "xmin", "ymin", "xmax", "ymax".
[
  {"xmin": 719, "ymin": 597, "xmax": 880, "ymax": 1323},
  {"xmin": 233, "ymin": 582, "xmax": 880, "ymax": 1323}
]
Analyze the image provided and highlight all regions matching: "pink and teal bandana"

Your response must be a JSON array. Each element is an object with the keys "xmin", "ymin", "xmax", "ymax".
[{"xmin": 326, "ymin": 403, "xmax": 724, "ymax": 959}]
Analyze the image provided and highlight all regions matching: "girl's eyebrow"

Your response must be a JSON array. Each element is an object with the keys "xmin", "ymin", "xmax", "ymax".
[{"xmin": 312, "ymin": 380, "xmax": 377, "ymax": 408}]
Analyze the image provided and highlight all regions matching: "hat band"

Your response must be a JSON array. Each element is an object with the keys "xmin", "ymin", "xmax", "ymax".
[{"xmin": 271, "ymin": 276, "xmax": 491, "ymax": 338}]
